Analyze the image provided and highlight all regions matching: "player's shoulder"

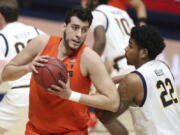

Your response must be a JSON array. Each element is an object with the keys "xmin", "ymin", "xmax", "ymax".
[
  {"xmin": 83, "ymin": 47, "xmax": 99, "ymax": 58},
  {"xmin": 119, "ymin": 73, "xmax": 144, "ymax": 98},
  {"xmin": 26, "ymin": 35, "xmax": 50, "ymax": 53},
  {"xmin": 33, "ymin": 35, "xmax": 50, "ymax": 44},
  {"xmin": 123, "ymin": 72, "xmax": 142, "ymax": 86},
  {"xmin": 82, "ymin": 47, "xmax": 102, "ymax": 64}
]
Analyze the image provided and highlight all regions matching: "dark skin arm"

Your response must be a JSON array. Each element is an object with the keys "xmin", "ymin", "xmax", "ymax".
[
  {"xmin": 96, "ymin": 73, "xmax": 144, "ymax": 124},
  {"xmin": 104, "ymin": 119, "xmax": 129, "ymax": 135},
  {"xmin": 92, "ymin": 25, "xmax": 106, "ymax": 56}
]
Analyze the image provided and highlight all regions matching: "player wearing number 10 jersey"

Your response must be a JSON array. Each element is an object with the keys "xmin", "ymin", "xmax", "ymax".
[
  {"xmin": 0, "ymin": 0, "xmax": 45, "ymax": 133},
  {"xmin": 86, "ymin": 0, "xmax": 135, "ymax": 76}
]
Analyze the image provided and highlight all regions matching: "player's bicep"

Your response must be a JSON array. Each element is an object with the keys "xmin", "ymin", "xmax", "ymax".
[
  {"xmin": 84, "ymin": 48, "xmax": 116, "ymax": 95},
  {"xmin": 118, "ymin": 73, "xmax": 143, "ymax": 109},
  {"xmin": 117, "ymin": 77, "xmax": 134, "ymax": 112},
  {"xmin": 94, "ymin": 26, "xmax": 106, "ymax": 44}
]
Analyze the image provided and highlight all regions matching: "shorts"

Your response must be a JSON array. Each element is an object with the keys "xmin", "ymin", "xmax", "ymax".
[
  {"xmin": 25, "ymin": 122, "xmax": 88, "ymax": 135},
  {"xmin": 0, "ymin": 87, "xmax": 29, "ymax": 130}
]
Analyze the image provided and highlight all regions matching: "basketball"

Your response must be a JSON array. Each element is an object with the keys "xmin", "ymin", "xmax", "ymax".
[{"xmin": 33, "ymin": 57, "xmax": 68, "ymax": 90}]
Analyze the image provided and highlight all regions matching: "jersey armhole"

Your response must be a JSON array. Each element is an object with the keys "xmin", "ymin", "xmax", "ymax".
[
  {"xmin": 94, "ymin": 10, "xmax": 109, "ymax": 32},
  {"xmin": 34, "ymin": 27, "xmax": 40, "ymax": 35},
  {"xmin": 0, "ymin": 33, "xmax": 9, "ymax": 57},
  {"xmin": 132, "ymin": 71, "xmax": 147, "ymax": 107}
]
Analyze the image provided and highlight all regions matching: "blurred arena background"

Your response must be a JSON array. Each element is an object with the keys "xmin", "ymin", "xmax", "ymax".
[{"xmin": 1, "ymin": 0, "xmax": 180, "ymax": 135}]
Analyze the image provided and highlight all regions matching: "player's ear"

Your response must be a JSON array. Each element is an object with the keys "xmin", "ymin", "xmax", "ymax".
[
  {"xmin": 62, "ymin": 23, "xmax": 66, "ymax": 33},
  {"xmin": 0, "ymin": 13, "xmax": 4, "ymax": 21},
  {"xmin": 140, "ymin": 48, "xmax": 148, "ymax": 59}
]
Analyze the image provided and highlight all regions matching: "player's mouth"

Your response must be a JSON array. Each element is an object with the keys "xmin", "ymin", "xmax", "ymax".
[{"xmin": 72, "ymin": 40, "xmax": 80, "ymax": 46}]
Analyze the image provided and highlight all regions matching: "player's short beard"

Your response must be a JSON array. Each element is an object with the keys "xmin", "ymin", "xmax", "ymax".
[{"xmin": 63, "ymin": 31, "xmax": 82, "ymax": 51}]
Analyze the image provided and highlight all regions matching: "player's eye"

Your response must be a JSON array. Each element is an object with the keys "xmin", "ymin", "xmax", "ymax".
[
  {"xmin": 81, "ymin": 27, "xmax": 88, "ymax": 33},
  {"xmin": 71, "ymin": 25, "xmax": 79, "ymax": 31}
]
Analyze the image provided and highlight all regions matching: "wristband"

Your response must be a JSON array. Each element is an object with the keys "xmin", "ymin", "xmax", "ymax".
[
  {"xmin": 69, "ymin": 91, "xmax": 81, "ymax": 102},
  {"xmin": 138, "ymin": 17, "xmax": 147, "ymax": 24}
]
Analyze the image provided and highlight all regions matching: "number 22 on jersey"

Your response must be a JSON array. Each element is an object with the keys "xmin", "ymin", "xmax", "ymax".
[{"xmin": 156, "ymin": 78, "xmax": 178, "ymax": 108}]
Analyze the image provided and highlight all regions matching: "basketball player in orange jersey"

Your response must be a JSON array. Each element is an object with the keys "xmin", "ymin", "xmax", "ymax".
[{"xmin": 1, "ymin": 6, "xmax": 119, "ymax": 135}]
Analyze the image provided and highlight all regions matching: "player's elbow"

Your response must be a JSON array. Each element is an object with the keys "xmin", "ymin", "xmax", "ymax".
[
  {"xmin": 93, "ymin": 40, "xmax": 106, "ymax": 55},
  {"xmin": 107, "ymin": 96, "xmax": 120, "ymax": 112},
  {"xmin": 111, "ymin": 98, "xmax": 120, "ymax": 112}
]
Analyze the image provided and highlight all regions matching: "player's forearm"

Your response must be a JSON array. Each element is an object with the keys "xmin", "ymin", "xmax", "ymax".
[
  {"xmin": 104, "ymin": 119, "xmax": 129, "ymax": 135},
  {"xmin": 112, "ymin": 75, "xmax": 125, "ymax": 84},
  {"xmin": 79, "ymin": 93, "xmax": 119, "ymax": 112},
  {"xmin": 136, "ymin": 3, "xmax": 147, "ymax": 19},
  {"xmin": 130, "ymin": 0, "xmax": 147, "ymax": 25},
  {"xmin": 2, "ymin": 64, "xmax": 30, "ymax": 81}
]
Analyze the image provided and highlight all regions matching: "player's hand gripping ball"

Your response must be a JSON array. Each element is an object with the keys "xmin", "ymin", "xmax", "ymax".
[{"xmin": 33, "ymin": 57, "xmax": 68, "ymax": 90}]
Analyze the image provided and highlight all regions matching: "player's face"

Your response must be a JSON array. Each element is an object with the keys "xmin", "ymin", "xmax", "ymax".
[
  {"xmin": 63, "ymin": 16, "xmax": 89, "ymax": 51},
  {"xmin": 125, "ymin": 38, "xmax": 141, "ymax": 67}
]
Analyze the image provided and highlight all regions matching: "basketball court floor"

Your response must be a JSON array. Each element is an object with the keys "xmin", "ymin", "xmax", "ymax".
[{"xmin": 1, "ymin": 16, "xmax": 180, "ymax": 135}]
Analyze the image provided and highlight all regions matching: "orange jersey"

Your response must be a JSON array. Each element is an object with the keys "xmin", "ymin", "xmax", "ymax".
[
  {"xmin": 29, "ymin": 36, "xmax": 91, "ymax": 134},
  {"xmin": 108, "ymin": 0, "xmax": 131, "ymax": 10}
]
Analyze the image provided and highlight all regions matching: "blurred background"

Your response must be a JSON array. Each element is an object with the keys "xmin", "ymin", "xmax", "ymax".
[
  {"xmin": 1, "ymin": 0, "xmax": 180, "ymax": 135},
  {"xmin": 18, "ymin": 0, "xmax": 180, "ymax": 39}
]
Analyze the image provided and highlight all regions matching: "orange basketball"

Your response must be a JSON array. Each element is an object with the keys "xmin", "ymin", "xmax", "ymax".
[{"xmin": 33, "ymin": 57, "xmax": 68, "ymax": 90}]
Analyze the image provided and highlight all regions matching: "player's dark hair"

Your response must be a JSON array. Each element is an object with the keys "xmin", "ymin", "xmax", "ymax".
[
  {"xmin": 131, "ymin": 25, "xmax": 165, "ymax": 60},
  {"xmin": 0, "ymin": 0, "xmax": 19, "ymax": 22},
  {"xmin": 64, "ymin": 6, "xmax": 93, "ymax": 27}
]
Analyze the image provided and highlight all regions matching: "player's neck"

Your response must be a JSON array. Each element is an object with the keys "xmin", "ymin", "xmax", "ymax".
[
  {"xmin": 136, "ymin": 59, "xmax": 151, "ymax": 69},
  {"xmin": 0, "ymin": 21, "xmax": 7, "ymax": 30},
  {"xmin": 58, "ymin": 39, "xmax": 74, "ymax": 60}
]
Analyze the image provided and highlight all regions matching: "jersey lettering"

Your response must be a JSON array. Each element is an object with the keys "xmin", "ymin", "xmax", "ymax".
[{"xmin": 156, "ymin": 78, "xmax": 178, "ymax": 108}]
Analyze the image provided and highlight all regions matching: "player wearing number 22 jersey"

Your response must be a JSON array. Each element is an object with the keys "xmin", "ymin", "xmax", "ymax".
[
  {"xmin": 96, "ymin": 26, "xmax": 180, "ymax": 135},
  {"xmin": 0, "ymin": 22, "xmax": 45, "ymax": 130},
  {"xmin": 131, "ymin": 60, "xmax": 180, "ymax": 135}
]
